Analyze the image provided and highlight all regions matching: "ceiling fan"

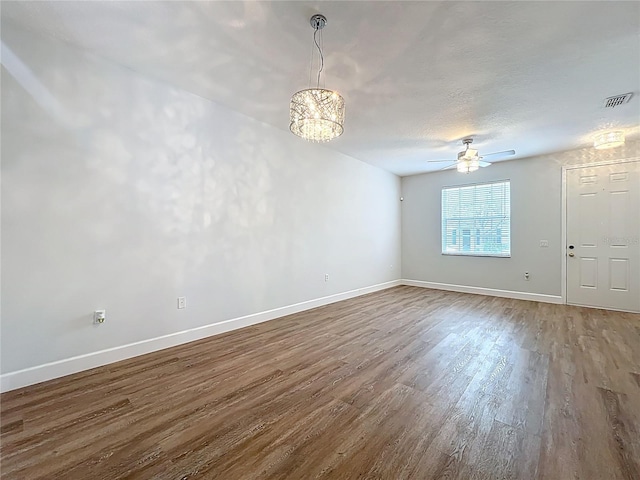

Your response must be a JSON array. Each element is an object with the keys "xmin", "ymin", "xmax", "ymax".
[{"xmin": 428, "ymin": 138, "xmax": 515, "ymax": 173}]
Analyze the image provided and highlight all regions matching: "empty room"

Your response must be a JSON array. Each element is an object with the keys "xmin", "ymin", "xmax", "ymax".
[{"xmin": 1, "ymin": 1, "xmax": 639, "ymax": 479}]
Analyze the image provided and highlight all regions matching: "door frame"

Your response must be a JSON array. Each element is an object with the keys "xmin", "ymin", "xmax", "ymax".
[{"xmin": 561, "ymin": 156, "xmax": 640, "ymax": 306}]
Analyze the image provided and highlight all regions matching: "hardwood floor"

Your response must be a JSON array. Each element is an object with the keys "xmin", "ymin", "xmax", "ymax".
[{"xmin": 1, "ymin": 286, "xmax": 639, "ymax": 479}]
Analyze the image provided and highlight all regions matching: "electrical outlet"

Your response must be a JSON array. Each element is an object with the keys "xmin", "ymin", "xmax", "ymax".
[
  {"xmin": 324, "ymin": 274, "xmax": 329, "ymax": 282},
  {"xmin": 539, "ymin": 240, "xmax": 549, "ymax": 247},
  {"xmin": 524, "ymin": 272, "xmax": 530, "ymax": 281},
  {"xmin": 177, "ymin": 297, "xmax": 186, "ymax": 309},
  {"xmin": 94, "ymin": 310, "xmax": 106, "ymax": 324}
]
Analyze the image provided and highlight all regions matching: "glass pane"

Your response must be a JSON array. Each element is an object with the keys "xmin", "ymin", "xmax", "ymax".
[{"xmin": 441, "ymin": 181, "xmax": 511, "ymax": 257}]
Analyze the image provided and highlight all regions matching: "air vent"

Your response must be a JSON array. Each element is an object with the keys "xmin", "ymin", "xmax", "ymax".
[{"xmin": 604, "ymin": 92, "xmax": 633, "ymax": 108}]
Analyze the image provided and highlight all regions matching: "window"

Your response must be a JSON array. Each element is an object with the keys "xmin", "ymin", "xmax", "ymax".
[{"xmin": 441, "ymin": 180, "xmax": 511, "ymax": 257}]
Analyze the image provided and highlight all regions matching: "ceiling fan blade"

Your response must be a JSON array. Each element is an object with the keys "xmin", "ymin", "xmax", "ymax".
[
  {"xmin": 481, "ymin": 149, "xmax": 515, "ymax": 158},
  {"xmin": 479, "ymin": 161, "xmax": 492, "ymax": 167},
  {"xmin": 426, "ymin": 159, "xmax": 455, "ymax": 163},
  {"xmin": 437, "ymin": 163, "xmax": 457, "ymax": 171}
]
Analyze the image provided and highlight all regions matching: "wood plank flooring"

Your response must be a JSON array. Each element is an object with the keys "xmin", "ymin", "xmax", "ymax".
[{"xmin": 1, "ymin": 286, "xmax": 639, "ymax": 479}]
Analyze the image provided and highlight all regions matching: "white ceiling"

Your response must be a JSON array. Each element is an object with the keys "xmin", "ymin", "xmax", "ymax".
[{"xmin": 2, "ymin": 1, "xmax": 639, "ymax": 176}]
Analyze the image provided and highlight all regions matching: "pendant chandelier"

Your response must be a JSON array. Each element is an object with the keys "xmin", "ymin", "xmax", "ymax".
[{"xmin": 290, "ymin": 14, "xmax": 345, "ymax": 143}]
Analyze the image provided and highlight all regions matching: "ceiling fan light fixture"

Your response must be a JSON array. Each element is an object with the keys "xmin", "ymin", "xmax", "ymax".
[
  {"xmin": 457, "ymin": 139, "xmax": 479, "ymax": 173},
  {"xmin": 290, "ymin": 14, "xmax": 345, "ymax": 142},
  {"xmin": 457, "ymin": 158, "xmax": 479, "ymax": 174},
  {"xmin": 593, "ymin": 131, "xmax": 625, "ymax": 150}
]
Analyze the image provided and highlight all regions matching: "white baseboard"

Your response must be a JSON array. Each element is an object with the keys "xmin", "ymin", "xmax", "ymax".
[
  {"xmin": 1, "ymin": 280, "xmax": 401, "ymax": 393},
  {"xmin": 401, "ymin": 279, "xmax": 564, "ymax": 304}
]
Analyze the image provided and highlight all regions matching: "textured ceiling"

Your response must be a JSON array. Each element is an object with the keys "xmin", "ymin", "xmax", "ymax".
[{"xmin": 2, "ymin": 1, "xmax": 639, "ymax": 176}]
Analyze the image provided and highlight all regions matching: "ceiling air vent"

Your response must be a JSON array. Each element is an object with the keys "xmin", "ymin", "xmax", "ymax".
[{"xmin": 603, "ymin": 92, "xmax": 633, "ymax": 108}]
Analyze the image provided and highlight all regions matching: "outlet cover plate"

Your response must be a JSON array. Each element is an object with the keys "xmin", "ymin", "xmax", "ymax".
[{"xmin": 94, "ymin": 310, "xmax": 106, "ymax": 324}]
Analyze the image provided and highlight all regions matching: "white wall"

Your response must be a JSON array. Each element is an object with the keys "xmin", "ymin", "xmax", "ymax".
[
  {"xmin": 0, "ymin": 22, "xmax": 401, "ymax": 381},
  {"xmin": 402, "ymin": 141, "xmax": 640, "ymax": 298}
]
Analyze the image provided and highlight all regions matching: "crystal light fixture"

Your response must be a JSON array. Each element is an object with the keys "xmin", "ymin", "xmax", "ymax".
[
  {"xmin": 593, "ymin": 131, "xmax": 625, "ymax": 150},
  {"xmin": 290, "ymin": 14, "xmax": 345, "ymax": 142}
]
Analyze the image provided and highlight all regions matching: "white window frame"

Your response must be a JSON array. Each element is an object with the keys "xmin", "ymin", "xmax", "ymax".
[{"xmin": 441, "ymin": 180, "xmax": 511, "ymax": 258}]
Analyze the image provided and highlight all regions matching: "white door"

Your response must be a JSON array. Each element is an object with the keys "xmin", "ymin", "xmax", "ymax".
[{"xmin": 566, "ymin": 160, "xmax": 640, "ymax": 312}]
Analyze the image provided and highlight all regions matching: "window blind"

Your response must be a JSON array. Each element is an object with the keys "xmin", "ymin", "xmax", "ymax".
[{"xmin": 441, "ymin": 180, "xmax": 511, "ymax": 257}]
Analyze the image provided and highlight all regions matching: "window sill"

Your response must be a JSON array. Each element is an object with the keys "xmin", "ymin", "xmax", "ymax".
[{"xmin": 441, "ymin": 252, "xmax": 511, "ymax": 258}]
